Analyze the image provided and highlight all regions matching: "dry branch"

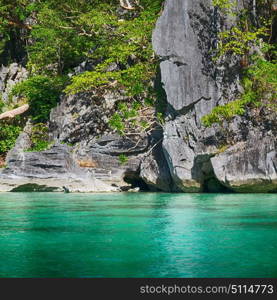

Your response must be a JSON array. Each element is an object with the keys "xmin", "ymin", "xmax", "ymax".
[
  {"xmin": 119, "ymin": 0, "xmax": 135, "ymax": 10},
  {"xmin": 0, "ymin": 104, "xmax": 29, "ymax": 120}
]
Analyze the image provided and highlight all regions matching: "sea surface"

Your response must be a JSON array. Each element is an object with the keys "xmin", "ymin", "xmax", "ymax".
[{"xmin": 0, "ymin": 192, "xmax": 276, "ymax": 278}]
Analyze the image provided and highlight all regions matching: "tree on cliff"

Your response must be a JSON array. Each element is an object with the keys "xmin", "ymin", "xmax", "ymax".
[
  {"xmin": 203, "ymin": 0, "xmax": 276, "ymax": 127},
  {"xmin": 0, "ymin": 0, "xmax": 164, "ymax": 154}
]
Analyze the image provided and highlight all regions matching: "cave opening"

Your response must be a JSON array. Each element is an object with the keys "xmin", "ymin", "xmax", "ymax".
[
  {"xmin": 123, "ymin": 171, "xmax": 150, "ymax": 191},
  {"xmin": 192, "ymin": 154, "xmax": 233, "ymax": 193},
  {"xmin": 202, "ymin": 177, "xmax": 233, "ymax": 193}
]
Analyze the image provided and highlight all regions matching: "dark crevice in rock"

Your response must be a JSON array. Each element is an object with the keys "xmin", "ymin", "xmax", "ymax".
[
  {"xmin": 173, "ymin": 61, "xmax": 187, "ymax": 67},
  {"xmin": 203, "ymin": 177, "xmax": 232, "ymax": 193},
  {"xmin": 176, "ymin": 96, "xmax": 212, "ymax": 116},
  {"xmin": 123, "ymin": 170, "xmax": 150, "ymax": 191},
  {"xmin": 154, "ymin": 65, "xmax": 168, "ymax": 118},
  {"xmin": 272, "ymin": 161, "xmax": 277, "ymax": 174},
  {"xmin": 191, "ymin": 154, "xmax": 233, "ymax": 193},
  {"xmin": 159, "ymin": 55, "xmax": 187, "ymax": 66},
  {"xmin": 165, "ymin": 97, "xmax": 212, "ymax": 122}
]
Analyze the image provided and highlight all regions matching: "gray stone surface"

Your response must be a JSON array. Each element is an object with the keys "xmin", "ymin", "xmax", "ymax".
[
  {"xmin": 140, "ymin": 142, "xmax": 172, "ymax": 192},
  {"xmin": 49, "ymin": 91, "xmax": 150, "ymax": 187},
  {"xmin": 0, "ymin": 63, "xmax": 149, "ymax": 192},
  {"xmin": 211, "ymin": 113, "xmax": 277, "ymax": 193},
  {"xmin": 152, "ymin": 0, "xmax": 276, "ymax": 192},
  {"xmin": 0, "ymin": 140, "xmax": 120, "ymax": 193},
  {"xmin": 0, "ymin": 122, "xmax": 120, "ymax": 192},
  {"xmin": 3, "ymin": 143, "xmax": 76, "ymax": 178},
  {"xmin": 0, "ymin": 0, "xmax": 276, "ymax": 193},
  {"xmin": 0, "ymin": 63, "xmax": 28, "ymax": 103}
]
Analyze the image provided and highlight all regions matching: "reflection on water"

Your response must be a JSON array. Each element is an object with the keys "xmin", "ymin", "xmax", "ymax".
[{"xmin": 0, "ymin": 192, "xmax": 276, "ymax": 278}]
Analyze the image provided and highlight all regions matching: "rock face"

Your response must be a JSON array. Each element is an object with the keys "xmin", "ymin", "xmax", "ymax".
[
  {"xmin": 211, "ymin": 111, "xmax": 277, "ymax": 193},
  {"xmin": 212, "ymin": 139, "xmax": 277, "ymax": 193},
  {"xmin": 0, "ymin": 64, "xmax": 149, "ymax": 192},
  {"xmin": 0, "ymin": 63, "xmax": 28, "ymax": 103},
  {"xmin": 0, "ymin": 0, "xmax": 276, "ymax": 193},
  {"xmin": 152, "ymin": 0, "xmax": 276, "ymax": 193},
  {"xmin": 0, "ymin": 63, "xmax": 28, "ymax": 112},
  {"xmin": 140, "ymin": 141, "xmax": 173, "ymax": 192},
  {"xmin": 0, "ymin": 63, "xmax": 152, "ymax": 192},
  {"xmin": 0, "ymin": 124, "xmax": 119, "ymax": 192},
  {"xmin": 49, "ymin": 91, "xmax": 151, "ymax": 189}
]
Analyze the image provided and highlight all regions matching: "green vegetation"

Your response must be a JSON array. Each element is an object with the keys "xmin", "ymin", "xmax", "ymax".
[
  {"xmin": 0, "ymin": 123, "xmax": 21, "ymax": 154},
  {"xmin": 202, "ymin": 98, "xmax": 249, "ymax": 126},
  {"xmin": 63, "ymin": 0, "xmax": 164, "ymax": 135},
  {"xmin": 108, "ymin": 100, "xmax": 155, "ymax": 135},
  {"xmin": 203, "ymin": 57, "xmax": 277, "ymax": 126},
  {"xmin": 118, "ymin": 153, "xmax": 128, "ymax": 165},
  {"xmin": 11, "ymin": 75, "xmax": 66, "ymax": 123},
  {"xmin": 0, "ymin": 98, "xmax": 4, "ymax": 113},
  {"xmin": 215, "ymin": 26, "xmax": 268, "ymax": 57},
  {"xmin": 0, "ymin": 0, "xmax": 164, "ymax": 154},
  {"xmin": 26, "ymin": 123, "xmax": 53, "ymax": 152},
  {"xmin": 212, "ymin": 0, "xmax": 235, "ymax": 12},
  {"xmin": 203, "ymin": 0, "xmax": 276, "ymax": 127}
]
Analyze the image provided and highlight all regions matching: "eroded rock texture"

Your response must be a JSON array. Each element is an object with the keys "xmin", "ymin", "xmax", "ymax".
[
  {"xmin": 0, "ymin": 63, "xmax": 28, "ymax": 103},
  {"xmin": 1, "ymin": 0, "xmax": 276, "ymax": 193},
  {"xmin": 211, "ymin": 111, "xmax": 277, "ymax": 193},
  {"xmin": 152, "ymin": 0, "xmax": 276, "ymax": 193},
  {"xmin": 0, "ymin": 122, "xmax": 119, "ymax": 192},
  {"xmin": 49, "ymin": 91, "xmax": 151, "ymax": 189}
]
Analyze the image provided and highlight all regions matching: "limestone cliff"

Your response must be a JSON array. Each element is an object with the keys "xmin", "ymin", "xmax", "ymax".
[
  {"xmin": 0, "ymin": 0, "xmax": 276, "ymax": 193},
  {"xmin": 151, "ymin": 0, "xmax": 276, "ymax": 193}
]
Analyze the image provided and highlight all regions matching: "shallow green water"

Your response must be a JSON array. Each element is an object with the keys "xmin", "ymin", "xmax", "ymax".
[{"xmin": 0, "ymin": 192, "xmax": 276, "ymax": 278}]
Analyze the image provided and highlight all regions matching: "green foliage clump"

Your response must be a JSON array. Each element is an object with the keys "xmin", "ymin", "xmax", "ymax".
[
  {"xmin": 65, "ymin": 62, "xmax": 155, "ymax": 100},
  {"xmin": 27, "ymin": 6, "xmax": 94, "ymax": 74},
  {"xmin": 11, "ymin": 75, "xmax": 66, "ymax": 123},
  {"xmin": 216, "ymin": 26, "xmax": 268, "ymax": 57},
  {"xmin": 212, "ymin": 0, "xmax": 272, "ymax": 59},
  {"xmin": 1, "ymin": 0, "xmax": 164, "ymax": 136},
  {"xmin": 203, "ymin": 0, "xmax": 277, "ymax": 127},
  {"xmin": 247, "ymin": 57, "xmax": 277, "ymax": 102},
  {"xmin": 108, "ymin": 101, "xmax": 141, "ymax": 135},
  {"xmin": 22, "ymin": 0, "xmax": 163, "ymax": 79},
  {"xmin": 63, "ymin": 1, "xmax": 163, "ymax": 135},
  {"xmin": 108, "ymin": 100, "xmax": 155, "ymax": 135},
  {"xmin": 65, "ymin": 71, "xmax": 116, "ymax": 95},
  {"xmin": 118, "ymin": 154, "xmax": 128, "ymax": 165},
  {"xmin": 212, "ymin": 0, "xmax": 235, "ymax": 12},
  {"xmin": 0, "ymin": 0, "xmax": 31, "ymax": 34},
  {"xmin": 202, "ymin": 98, "xmax": 251, "ymax": 127},
  {"xmin": 26, "ymin": 123, "xmax": 52, "ymax": 152},
  {"xmin": 202, "ymin": 58, "xmax": 277, "ymax": 127},
  {"xmin": 0, "ymin": 123, "xmax": 21, "ymax": 154}
]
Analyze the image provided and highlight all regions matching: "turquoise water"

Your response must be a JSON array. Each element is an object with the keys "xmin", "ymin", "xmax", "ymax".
[{"xmin": 0, "ymin": 192, "xmax": 276, "ymax": 278}]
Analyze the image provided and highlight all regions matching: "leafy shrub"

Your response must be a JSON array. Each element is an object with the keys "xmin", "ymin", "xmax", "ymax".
[
  {"xmin": 63, "ymin": 1, "xmax": 163, "ymax": 135},
  {"xmin": 202, "ymin": 58, "xmax": 276, "ymax": 127},
  {"xmin": 0, "ymin": 123, "xmax": 21, "ymax": 154},
  {"xmin": 26, "ymin": 123, "xmax": 53, "ymax": 152},
  {"xmin": 1, "ymin": 0, "xmax": 164, "ymax": 134},
  {"xmin": 11, "ymin": 75, "xmax": 66, "ymax": 123},
  {"xmin": 119, "ymin": 154, "xmax": 128, "ymax": 165},
  {"xmin": 0, "ymin": 98, "xmax": 4, "ymax": 113},
  {"xmin": 215, "ymin": 26, "xmax": 269, "ymax": 58},
  {"xmin": 203, "ymin": 0, "xmax": 276, "ymax": 127},
  {"xmin": 212, "ymin": 0, "xmax": 235, "ymax": 12}
]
